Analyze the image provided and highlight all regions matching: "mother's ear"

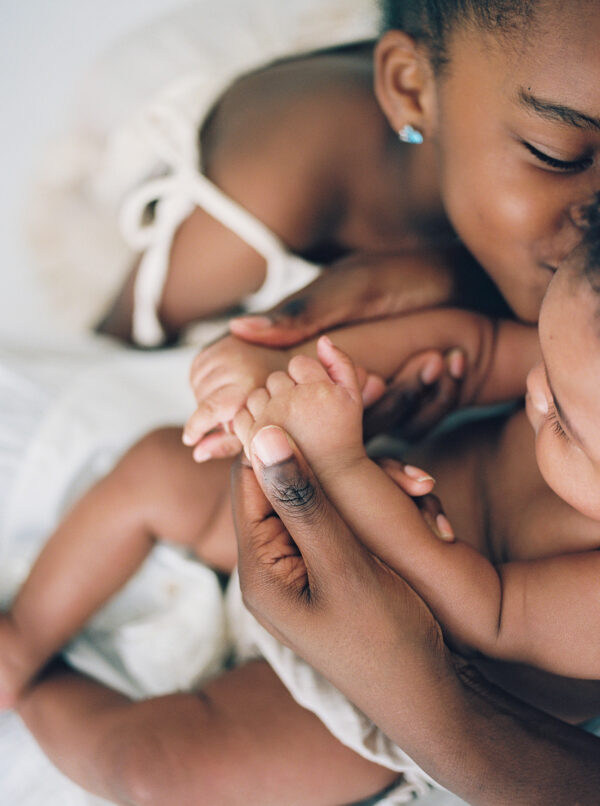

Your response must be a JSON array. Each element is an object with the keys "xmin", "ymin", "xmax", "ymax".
[{"xmin": 374, "ymin": 30, "xmax": 437, "ymax": 139}]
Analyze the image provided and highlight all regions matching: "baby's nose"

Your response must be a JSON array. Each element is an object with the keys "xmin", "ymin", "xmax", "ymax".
[{"xmin": 526, "ymin": 363, "xmax": 549, "ymax": 415}]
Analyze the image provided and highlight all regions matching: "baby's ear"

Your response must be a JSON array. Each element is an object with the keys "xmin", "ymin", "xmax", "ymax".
[{"xmin": 373, "ymin": 30, "xmax": 437, "ymax": 138}]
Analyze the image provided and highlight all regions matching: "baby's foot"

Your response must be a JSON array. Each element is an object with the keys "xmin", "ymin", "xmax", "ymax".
[
  {"xmin": 0, "ymin": 614, "xmax": 37, "ymax": 709},
  {"xmin": 236, "ymin": 336, "xmax": 367, "ymax": 480}
]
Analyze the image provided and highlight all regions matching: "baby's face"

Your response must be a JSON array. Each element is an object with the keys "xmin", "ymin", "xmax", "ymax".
[{"xmin": 526, "ymin": 254, "xmax": 600, "ymax": 519}]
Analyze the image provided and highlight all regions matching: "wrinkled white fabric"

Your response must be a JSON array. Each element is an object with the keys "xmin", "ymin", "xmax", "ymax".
[{"xmin": 26, "ymin": 0, "xmax": 379, "ymax": 338}]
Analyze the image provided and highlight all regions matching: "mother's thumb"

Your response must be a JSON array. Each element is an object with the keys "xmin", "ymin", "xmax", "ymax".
[{"xmin": 250, "ymin": 426, "xmax": 361, "ymax": 570}]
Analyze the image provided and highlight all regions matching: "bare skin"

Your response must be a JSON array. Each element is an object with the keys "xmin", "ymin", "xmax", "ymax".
[
  {"xmin": 17, "ymin": 659, "xmax": 397, "ymax": 806},
  {"xmin": 98, "ymin": 43, "xmax": 459, "ymax": 345}
]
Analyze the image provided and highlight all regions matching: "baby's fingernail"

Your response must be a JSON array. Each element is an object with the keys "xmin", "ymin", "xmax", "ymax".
[
  {"xmin": 182, "ymin": 431, "xmax": 195, "ymax": 446},
  {"xmin": 231, "ymin": 315, "xmax": 272, "ymax": 330},
  {"xmin": 404, "ymin": 464, "xmax": 435, "ymax": 484},
  {"xmin": 193, "ymin": 447, "xmax": 212, "ymax": 463},
  {"xmin": 447, "ymin": 349, "xmax": 465, "ymax": 379},
  {"xmin": 436, "ymin": 513, "xmax": 455, "ymax": 541},
  {"xmin": 252, "ymin": 426, "xmax": 293, "ymax": 466},
  {"xmin": 420, "ymin": 357, "xmax": 441, "ymax": 385}
]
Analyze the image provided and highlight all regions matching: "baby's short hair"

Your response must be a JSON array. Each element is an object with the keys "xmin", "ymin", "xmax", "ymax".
[{"xmin": 579, "ymin": 194, "xmax": 600, "ymax": 285}]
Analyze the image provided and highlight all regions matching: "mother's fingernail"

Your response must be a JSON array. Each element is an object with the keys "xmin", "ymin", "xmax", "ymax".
[
  {"xmin": 447, "ymin": 348, "xmax": 465, "ymax": 379},
  {"xmin": 404, "ymin": 464, "xmax": 435, "ymax": 484},
  {"xmin": 436, "ymin": 513, "xmax": 455, "ymax": 541},
  {"xmin": 231, "ymin": 315, "xmax": 272, "ymax": 330},
  {"xmin": 252, "ymin": 426, "xmax": 294, "ymax": 465},
  {"xmin": 420, "ymin": 356, "xmax": 441, "ymax": 385}
]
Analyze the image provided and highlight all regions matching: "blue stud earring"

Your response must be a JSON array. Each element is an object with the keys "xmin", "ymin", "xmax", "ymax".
[{"xmin": 398, "ymin": 124, "xmax": 424, "ymax": 144}]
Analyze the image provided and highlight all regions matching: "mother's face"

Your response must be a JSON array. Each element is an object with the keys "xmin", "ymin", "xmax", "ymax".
[{"xmin": 433, "ymin": 1, "xmax": 600, "ymax": 322}]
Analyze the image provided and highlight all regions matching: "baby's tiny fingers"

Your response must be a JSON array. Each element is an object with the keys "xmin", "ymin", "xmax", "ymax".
[
  {"xmin": 192, "ymin": 431, "xmax": 242, "ymax": 462},
  {"xmin": 246, "ymin": 387, "xmax": 271, "ymax": 419},
  {"xmin": 233, "ymin": 407, "xmax": 255, "ymax": 459},
  {"xmin": 317, "ymin": 336, "xmax": 361, "ymax": 400},
  {"xmin": 183, "ymin": 387, "xmax": 245, "ymax": 446}
]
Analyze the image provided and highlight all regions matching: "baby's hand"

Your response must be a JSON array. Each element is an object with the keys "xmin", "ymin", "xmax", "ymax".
[
  {"xmin": 233, "ymin": 336, "xmax": 366, "ymax": 479},
  {"xmin": 183, "ymin": 336, "xmax": 288, "ymax": 461}
]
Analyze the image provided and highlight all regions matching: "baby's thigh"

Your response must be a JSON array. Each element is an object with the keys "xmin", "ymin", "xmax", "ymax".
[
  {"xmin": 155, "ymin": 660, "xmax": 399, "ymax": 805},
  {"xmin": 123, "ymin": 427, "xmax": 237, "ymax": 572}
]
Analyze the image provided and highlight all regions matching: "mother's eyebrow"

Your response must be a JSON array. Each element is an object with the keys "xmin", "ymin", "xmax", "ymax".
[{"xmin": 518, "ymin": 88, "xmax": 600, "ymax": 132}]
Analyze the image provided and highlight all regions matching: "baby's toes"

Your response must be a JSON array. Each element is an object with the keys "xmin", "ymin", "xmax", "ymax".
[
  {"xmin": 246, "ymin": 387, "xmax": 271, "ymax": 419},
  {"xmin": 286, "ymin": 354, "xmax": 328, "ymax": 385},
  {"xmin": 232, "ymin": 407, "xmax": 255, "ymax": 458},
  {"xmin": 265, "ymin": 370, "xmax": 296, "ymax": 397}
]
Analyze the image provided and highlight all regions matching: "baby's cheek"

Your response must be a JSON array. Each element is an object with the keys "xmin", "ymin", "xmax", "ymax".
[{"xmin": 536, "ymin": 435, "xmax": 600, "ymax": 519}]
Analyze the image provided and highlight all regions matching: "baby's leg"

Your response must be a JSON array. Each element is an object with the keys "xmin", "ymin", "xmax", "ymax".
[
  {"xmin": 18, "ymin": 659, "xmax": 398, "ymax": 805},
  {"xmin": 0, "ymin": 428, "xmax": 236, "ymax": 708}
]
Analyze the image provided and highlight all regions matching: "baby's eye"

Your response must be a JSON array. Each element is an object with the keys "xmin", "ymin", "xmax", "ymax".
[
  {"xmin": 546, "ymin": 404, "xmax": 569, "ymax": 441},
  {"xmin": 523, "ymin": 141, "xmax": 594, "ymax": 173}
]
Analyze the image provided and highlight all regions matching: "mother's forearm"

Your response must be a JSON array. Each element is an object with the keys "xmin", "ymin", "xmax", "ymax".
[{"xmin": 422, "ymin": 658, "xmax": 600, "ymax": 805}]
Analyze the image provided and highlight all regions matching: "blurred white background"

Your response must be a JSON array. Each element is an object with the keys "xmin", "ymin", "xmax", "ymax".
[{"xmin": 0, "ymin": 0, "xmax": 184, "ymax": 341}]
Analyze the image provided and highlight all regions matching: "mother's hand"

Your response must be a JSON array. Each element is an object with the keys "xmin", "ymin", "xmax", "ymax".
[
  {"xmin": 229, "ymin": 250, "xmax": 458, "ymax": 348},
  {"xmin": 232, "ymin": 426, "xmax": 454, "ymax": 706}
]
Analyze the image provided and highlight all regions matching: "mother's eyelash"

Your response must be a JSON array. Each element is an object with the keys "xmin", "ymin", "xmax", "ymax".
[{"xmin": 523, "ymin": 141, "xmax": 593, "ymax": 173}]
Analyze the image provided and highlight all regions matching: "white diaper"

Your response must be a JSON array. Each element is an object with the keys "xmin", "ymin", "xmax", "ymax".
[{"xmin": 0, "ymin": 342, "xmax": 230, "ymax": 698}]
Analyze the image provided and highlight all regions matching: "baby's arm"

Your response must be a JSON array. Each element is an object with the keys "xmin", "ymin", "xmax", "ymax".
[
  {"xmin": 185, "ymin": 307, "xmax": 537, "ymax": 459},
  {"xmin": 337, "ymin": 466, "xmax": 600, "ymax": 679},
  {"xmin": 236, "ymin": 339, "xmax": 600, "ymax": 680},
  {"xmin": 0, "ymin": 428, "xmax": 236, "ymax": 708}
]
